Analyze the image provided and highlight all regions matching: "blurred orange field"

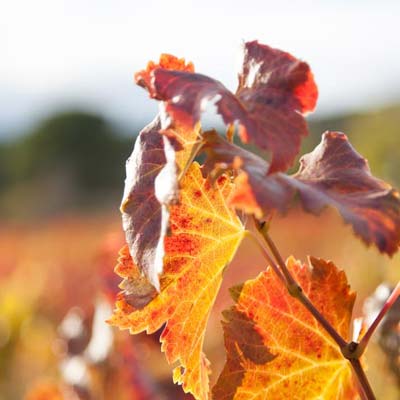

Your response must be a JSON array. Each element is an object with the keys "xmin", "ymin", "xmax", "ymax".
[{"xmin": 0, "ymin": 209, "xmax": 399, "ymax": 399}]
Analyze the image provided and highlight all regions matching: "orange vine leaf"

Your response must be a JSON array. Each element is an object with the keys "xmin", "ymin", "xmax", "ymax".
[
  {"xmin": 135, "ymin": 53, "xmax": 194, "ymax": 97},
  {"xmin": 110, "ymin": 162, "xmax": 245, "ymax": 400},
  {"xmin": 213, "ymin": 257, "xmax": 358, "ymax": 400}
]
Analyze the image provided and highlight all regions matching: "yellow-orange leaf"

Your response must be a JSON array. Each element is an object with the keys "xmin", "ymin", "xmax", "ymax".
[
  {"xmin": 109, "ymin": 162, "xmax": 245, "ymax": 400},
  {"xmin": 213, "ymin": 257, "xmax": 358, "ymax": 400}
]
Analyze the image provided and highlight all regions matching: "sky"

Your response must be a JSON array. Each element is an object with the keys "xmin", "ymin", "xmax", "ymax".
[{"xmin": 2, "ymin": 0, "xmax": 400, "ymax": 139}]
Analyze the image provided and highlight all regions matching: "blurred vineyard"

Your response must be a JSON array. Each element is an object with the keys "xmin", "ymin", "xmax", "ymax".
[
  {"xmin": 0, "ymin": 104, "xmax": 400, "ymax": 399},
  {"xmin": 0, "ymin": 210, "xmax": 399, "ymax": 399}
]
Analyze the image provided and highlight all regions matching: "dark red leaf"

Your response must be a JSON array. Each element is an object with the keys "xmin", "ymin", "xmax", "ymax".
[
  {"xmin": 121, "ymin": 117, "xmax": 170, "ymax": 291},
  {"xmin": 294, "ymin": 131, "xmax": 400, "ymax": 255},
  {"xmin": 202, "ymin": 130, "xmax": 292, "ymax": 216},
  {"xmin": 121, "ymin": 115, "xmax": 201, "ymax": 291},
  {"xmin": 203, "ymin": 130, "xmax": 400, "ymax": 255},
  {"xmin": 122, "ymin": 55, "xmax": 200, "ymax": 291},
  {"xmin": 140, "ymin": 41, "xmax": 317, "ymax": 172}
]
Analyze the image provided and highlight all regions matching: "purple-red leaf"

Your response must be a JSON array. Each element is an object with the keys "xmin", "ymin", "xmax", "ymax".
[
  {"xmin": 121, "ymin": 116, "xmax": 200, "ymax": 291},
  {"xmin": 203, "ymin": 130, "xmax": 400, "ymax": 255},
  {"xmin": 294, "ymin": 131, "xmax": 400, "ymax": 255},
  {"xmin": 121, "ymin": 117, "xmax": 170, "ymax": 291},
  {"xmin": 121, "ymin": 55, "xmax": 200, "ymax": 291},
  {"xmin": 137, "ymin": 41, "xmax": 318, "ymax": 172}
]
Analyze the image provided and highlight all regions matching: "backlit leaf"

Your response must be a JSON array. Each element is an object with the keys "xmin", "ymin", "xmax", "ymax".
[
  {"xmin": 135, "ymin": 53, "xmax": 194, "ymax": 97},
  {"xmin": 121, "ymin": 117, "xmax": 167, "ymax": 291},
  {"xmin": 110, "ymin": 163, "xmax": 245, "ymax": 400},
  {"xmin": 213, "ymin": 257, "xmax": 358, "ymax": 400},
  {"xmin": 121, "ymin": 115, "xmax": 200, "ymax": 291},
  {"xmin": 294, "ymin": 131, "xmax": 400, "ymax": 255},
  {"xmin": 139, "ymin": 41, "xmax": 317, "ymax": 172},
  {"xmin": 202, "ymin": 130, "xmax": 291, "ymax": 218},
  {"xmin": 203, "ymin": 130, "xmax": 400, "ymax": 255},
  {"xmin": 122, "ymin": 55, "xmax": 199, "ymax": 291}
]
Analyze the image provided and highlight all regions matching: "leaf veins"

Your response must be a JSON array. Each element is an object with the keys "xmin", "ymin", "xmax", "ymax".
[
  {"xmin": 213, "ymin": 257, "xmax": 358, "ymax": 400},
  {"xmin": 110, "ymin": 163, "xmax": 245, "ymax": 400}
]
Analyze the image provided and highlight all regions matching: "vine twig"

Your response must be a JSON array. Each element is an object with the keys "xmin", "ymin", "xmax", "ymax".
[
  {"xmin": 357, "ymin": 280, "xmax": 400, "ymax": 356},
  {"xmin": 253, "ymin": 217, "xmax": 347, "ymax": 349},
  {"xmin": 248, "ymin": 232, "xmax": 286, "ymax": 284},
  {"xmin": 350, "ymin": 359, "xmax": 376, "ymax": 400}
]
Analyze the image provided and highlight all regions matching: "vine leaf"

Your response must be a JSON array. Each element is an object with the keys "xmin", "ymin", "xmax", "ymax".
[
  {"xmin": 135, "ymin": 53, "xmax": 194, "ymax": 97},
  {"xmin": 294, "ymin": 131, "xmax": 400, "ymax": 255},
  {"xmin": 121, "ymin": 117, "xmax": 168, "ymax": 292},
  {"xmin": 213, "ymin": 257, "xmax": 358, "ymax": 400},
  {"xmin": 203, "ymin": 130, "xmax": 400, "ymax": 255},
  {"xmin": 121, "ymin": 117, "xmax": 200, "ymax": 292},
  {"xmin": 110, "ymin": 163, "xmax": 245, "ymax": 400},
  {"xmin": 137, "ymin": 40, "xmax": 317, "ymax": 173},
  {"xmin": 122, "ymin": 55, "xmax": 199, "ymax": 291}
]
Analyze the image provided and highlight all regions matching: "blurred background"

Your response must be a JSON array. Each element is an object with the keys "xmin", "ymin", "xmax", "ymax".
[{"xmin": 1, "ymin": 1, "xmax": 400, "ymax": 399}]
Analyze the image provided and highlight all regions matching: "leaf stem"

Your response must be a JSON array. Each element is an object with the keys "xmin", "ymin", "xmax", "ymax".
[
  {"xmin": 357, "ymin": 280, "xmax": 400, "ymax": 356},
  {"xmin": 349, "ymin": 359, "xmax": 376, "ymax": 400},
  {"xmin": 248, "ymin": 231, "xmax": 287, "ymax": 285},
  {"xmin": 178, "ymin": 138, "xmax": 205, "ymax": 180},
  {"xmin": 255, "ymin": 219, "xmax": 297, "ymax": 288},
  {"xmin": 253, "ymin": 217, "xmax": 347, "ymax": 349}
]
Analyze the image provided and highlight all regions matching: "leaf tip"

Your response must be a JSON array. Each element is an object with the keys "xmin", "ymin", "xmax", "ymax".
[
  {"xmin": 229, "ymin": 283, "xmax": 245, "ymax": 302},
  {"xmin": 322, "ymin": 130, "xmax": 348, "ymax": 141}
]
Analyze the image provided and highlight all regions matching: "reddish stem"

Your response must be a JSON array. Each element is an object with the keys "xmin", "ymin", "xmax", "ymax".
[
  {"xmin": 253, "ymin": 219, "xmax": 347, "ymax": 349},
  {"xmin": 249, "ymin": 232, "xmax": 286, "ymax": 284},
  {"xmin": 350, "ymin": 359, "xmax": 376, "ymax": 400},
  {"xmin": 358, "ymin": 280, "xmax": 400, "ymax": 355}
]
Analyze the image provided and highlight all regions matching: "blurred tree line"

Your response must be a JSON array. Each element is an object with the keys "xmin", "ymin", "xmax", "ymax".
[
  {"xmin": 0, "ymin": 111, "xmax": 134, "ymax": 219},
  {"xmin": 0, "ymin": 105, "xmax": 399, "ymax": 219}
]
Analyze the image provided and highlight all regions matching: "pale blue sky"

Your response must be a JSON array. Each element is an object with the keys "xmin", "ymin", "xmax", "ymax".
[{"xmin": 2, "ymin": 0, "xmax": 400, "ymax": 138}]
